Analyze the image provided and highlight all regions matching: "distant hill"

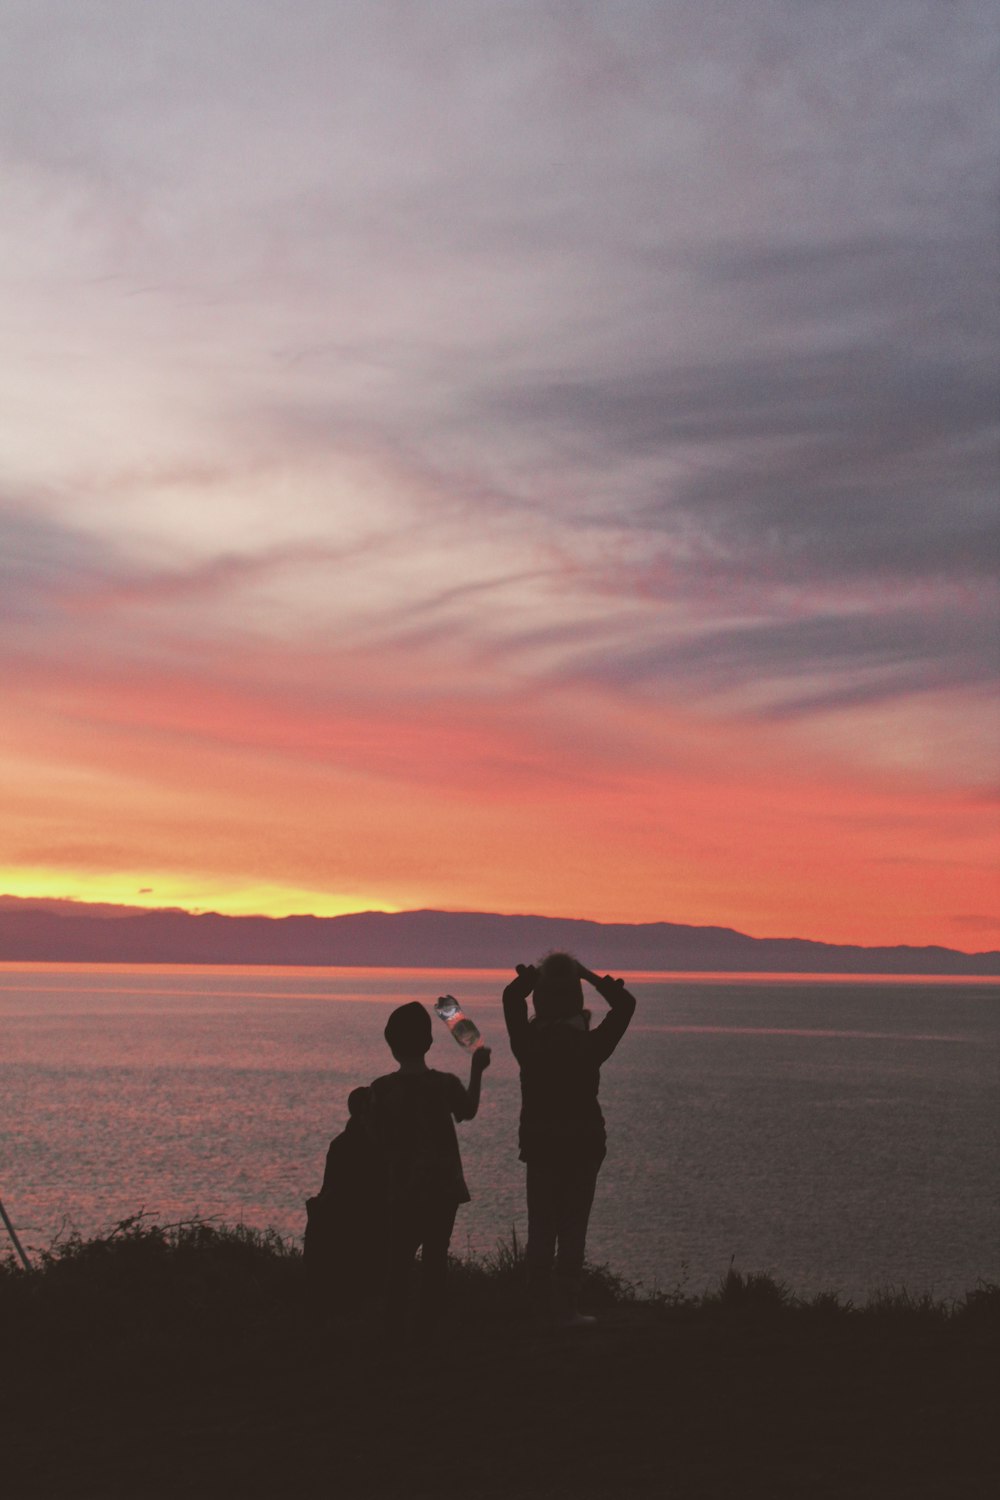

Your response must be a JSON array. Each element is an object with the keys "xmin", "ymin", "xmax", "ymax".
[{"xmin": 0, "ymin": 899, "xmax": 997, "ymax": 974}]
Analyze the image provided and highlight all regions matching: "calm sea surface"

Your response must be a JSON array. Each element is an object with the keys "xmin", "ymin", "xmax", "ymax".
[{"xmin": 0, "ymin": 964, "xmax": 996, "ymax": 1300}]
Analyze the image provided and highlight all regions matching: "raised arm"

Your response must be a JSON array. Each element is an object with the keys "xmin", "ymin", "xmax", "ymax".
[
  {"xmin": 579, "ymin": 965, "xmax": 636, "ymax": 1063},
  {"xmin": 501, "ymin": 963, "xmax": 536, "ymax": 1064},
  {"xmin": 456, "ymin": 1046, "xmax": 491, "ymax": 1120}
]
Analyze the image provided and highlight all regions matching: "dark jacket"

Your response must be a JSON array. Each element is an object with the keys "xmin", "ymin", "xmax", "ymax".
[
  {"xmin": 368, "ymin": 1069, "xmax": 471, "ymax": 1206},
  {"xmin": 503, "ymin": 977, "xmax": 635, "ymax": 1161},
  {"xmin": 304, "ymin": 1114, "xmax": 384, "ymax": 1292}
]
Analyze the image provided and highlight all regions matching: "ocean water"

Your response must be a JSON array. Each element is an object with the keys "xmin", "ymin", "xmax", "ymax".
[{"xmin": 0, "ymin": 963, "xmax": 996, "ymax": 1300}]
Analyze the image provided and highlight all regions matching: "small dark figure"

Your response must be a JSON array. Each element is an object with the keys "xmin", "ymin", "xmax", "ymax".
[
  {"xmin": 502, "ymin": 953, "xmax": 636, "ymax": 1325},
  {"xmin": 304, "ymin": 1086, "xmax": 384, "ymax": 1306},
  {"xmin": 369, "ymin": 1000, "xmax": 490, "ymax": 1336}
]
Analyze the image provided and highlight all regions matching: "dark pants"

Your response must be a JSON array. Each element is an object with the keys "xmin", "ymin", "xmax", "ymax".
[
  {"xmin": 525, "ymin": 1149, "xmax": 603, "ymax": 1279},
  {"xmin": 385, "ymin": 1196, "xmax": 458, "ymax": 1329}
]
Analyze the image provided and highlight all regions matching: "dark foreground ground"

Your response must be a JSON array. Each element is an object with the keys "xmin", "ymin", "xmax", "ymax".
[{"xmin": 1, "ymin": 1220, "xmax": 996, "ymax": 1499}]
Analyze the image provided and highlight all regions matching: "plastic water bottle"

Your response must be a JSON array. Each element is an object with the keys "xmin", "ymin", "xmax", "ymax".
[{"xmin": 434, "ymin": 995, "xmax": 484, "ymax": 1050}]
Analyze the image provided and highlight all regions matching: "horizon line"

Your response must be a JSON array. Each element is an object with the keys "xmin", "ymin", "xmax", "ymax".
[{"xmin": 2, "ymin": 894, "xmax": 998, "ymax": 960}]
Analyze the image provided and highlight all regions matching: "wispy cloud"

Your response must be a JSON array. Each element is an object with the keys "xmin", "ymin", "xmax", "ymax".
[{"xmin": 0, "ymin": 2, "xmax": 997, "ymax": 942}]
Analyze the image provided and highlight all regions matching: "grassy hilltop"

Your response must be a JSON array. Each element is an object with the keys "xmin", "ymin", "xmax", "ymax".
[{"xmin": 1, "ymin": 1217, "xmax": 996, "ymax": 1499}]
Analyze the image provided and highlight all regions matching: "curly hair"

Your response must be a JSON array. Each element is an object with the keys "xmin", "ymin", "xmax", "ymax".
[{"xmin": 532, "ymin": 951, "xmax": 585, "ymax": 1023}]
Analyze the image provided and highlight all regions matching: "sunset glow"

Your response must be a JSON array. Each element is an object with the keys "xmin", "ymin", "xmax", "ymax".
[{"xmin": 2, "ymin": 4, "xmax": 997, "ymax": 950}]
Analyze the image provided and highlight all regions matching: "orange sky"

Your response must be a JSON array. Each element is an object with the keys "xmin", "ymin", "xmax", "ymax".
[
  {"xmin": 2, "ymin": 7, "xmax": 998, "ymax": 951},
  {"xmin": 3, "ymin": 621, "xmax": 997, "ymax": 947}
]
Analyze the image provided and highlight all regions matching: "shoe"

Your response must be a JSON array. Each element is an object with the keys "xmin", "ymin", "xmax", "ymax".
[
  {"xmin": 557, "ymin": 1310, "xmax": 597, "ymax": 1327},
  {"xmin": 552, "ymin": 1276, "xmax": 596, "ymax": 1326}
]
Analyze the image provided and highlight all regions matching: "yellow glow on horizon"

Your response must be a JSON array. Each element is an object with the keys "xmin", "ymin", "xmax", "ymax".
[{"xmin": 0, "ymin": 868, "xmax": 400, "ymax": 919}]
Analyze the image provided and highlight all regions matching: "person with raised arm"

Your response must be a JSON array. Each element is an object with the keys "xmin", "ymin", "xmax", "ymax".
[
  {"xmin": 369, "ymin": 1001, "xmax": 491, "ymax": 1337},
  {"xmin": 502, "ymin": 952, "xmax": 636, "ymax": 1325}
]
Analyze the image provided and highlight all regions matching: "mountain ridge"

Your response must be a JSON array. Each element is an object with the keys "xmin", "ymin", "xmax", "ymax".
[{"xmin": 0, "ymin": 899, "xmax": 997, "ymax": 974}]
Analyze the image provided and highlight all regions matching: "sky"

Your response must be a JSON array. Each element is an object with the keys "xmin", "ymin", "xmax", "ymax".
[{"xmin": 1, "ymin": 1, "xmax": 998, "ymax": 948}]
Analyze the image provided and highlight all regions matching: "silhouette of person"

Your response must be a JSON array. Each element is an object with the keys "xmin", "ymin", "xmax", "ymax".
[
  {"xmin": 502, "ymin": 953, "xmax": 636, "ymax": 1325},
  {"xmin": 304, "ymin": 1085, "xmax": 385, "ymax": 1307},
  {"xmin": 369, "ymin": 1001, "xmax": 491, "ymax": 1335}
]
